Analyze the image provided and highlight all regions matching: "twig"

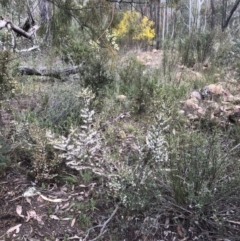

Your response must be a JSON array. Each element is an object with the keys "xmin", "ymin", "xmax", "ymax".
[
  {"xmin": 168, "ymin": 201, "xmax": 193, "ymax": 214},
  {"xmin": 83, "ymin": 203, "xmax": 120, "ymax": 241},
  {"xmin": 227, "ymin": 220, "xmax": 240, "ymax": 225},
  {"xmin": 219, "ymin": 142, "xmax": 240, "ymax": 162}
]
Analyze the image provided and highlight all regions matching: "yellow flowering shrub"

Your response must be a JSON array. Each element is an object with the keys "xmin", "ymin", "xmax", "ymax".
[{"xmin": 113, "ymin": 11, "xmax": 155, "ymax": 43}]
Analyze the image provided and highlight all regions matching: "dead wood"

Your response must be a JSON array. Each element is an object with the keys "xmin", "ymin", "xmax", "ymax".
[
  {"xmin": 18, "ymin": 64, "xmax": 84, "ymax": 79},
  {"xmin": 0, "ymin": 18, "xmax": 39, "ymax": 40}
]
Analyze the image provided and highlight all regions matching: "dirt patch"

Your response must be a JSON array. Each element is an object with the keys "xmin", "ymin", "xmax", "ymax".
[{"xmin": 0, "ymin": 168, "xmax": 95, "ymax": 240}]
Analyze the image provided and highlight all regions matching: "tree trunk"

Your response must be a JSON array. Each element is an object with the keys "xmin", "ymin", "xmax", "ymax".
[
  {"xmin": 156, "ymin": 0, "xmax": 161, "ymax": 49},
  {"xmin": 210, "ymin": 0, "xmax": 216, "ymax": 29},
  {"xmin": 39, "ymin": 0, "xmax": 51, "ymax": 23},
  {"xmin": 222, "ymin": 0, "xmax": 240, "ymax": 31}
]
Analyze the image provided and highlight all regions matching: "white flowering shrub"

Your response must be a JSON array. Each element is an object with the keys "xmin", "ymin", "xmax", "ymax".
[
  {"xmin": 45, "ymin": 92, "xmax": 171, "ymax": 218},
  {"xmin": 48, "ymin": 88, "xmax": 110, "ymax": 176},
  {"xmin": 113, "ymin": 117, "xmax": 169, "ymax": 210},
  {"xmin": 146, "ymin": 117, "xmax": 169, "ymax": 164}
]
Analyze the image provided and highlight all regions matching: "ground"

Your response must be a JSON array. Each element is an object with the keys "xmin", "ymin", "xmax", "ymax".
[{"xmin": 0, "ymin": 168, "xmax": 86, "ymax": 240}]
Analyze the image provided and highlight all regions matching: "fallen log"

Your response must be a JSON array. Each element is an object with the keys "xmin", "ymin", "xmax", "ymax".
[
  {"xmin": 0, "ymin": 19, "xmax": 39, "ymax": 40},
  {"xmin": 18, "ymin": 63, "xmax": 85, "ymax": 79}
]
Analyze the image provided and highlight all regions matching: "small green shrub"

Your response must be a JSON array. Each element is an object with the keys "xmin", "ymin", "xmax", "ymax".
[
  {"xmin": 0, "ymin": 50, "xmax": 17, "ymax": 98},
  {"xmin": 61, "ymin": 32, "xmax": 114, "ymax": 95},
  {"xmin": 0, "ymin": 135, "xmax": 10, "ymax": 174},
  {"xmin": 118, "ymin": 57, "xmax": 158, "ymax": 114},
  {"xmin": 81, "ymin": 57, "xmax": 113, "ymax": 95},
  {"xmin": 61, "ymin": 35, "xmax": 93, "ymax": 66},
  {"xmin": 178, "ymin": 32, "xmax": 214, "ymax": 67},
  {"xmin": 35, "ymin": 82, "xmax": 86, "ymax": 133},
  {"xmin": 168, "ymin": 130, "xmax": 239, "ymax": 206},
  {"xmin": 10, "ymin": 122, "xmax": 61, "ymax": 181}
]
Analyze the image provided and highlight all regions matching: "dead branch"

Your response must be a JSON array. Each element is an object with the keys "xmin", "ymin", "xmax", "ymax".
[
  {"xmin": 18, "ymin": 63, "xmax": 85, "ymax": 79},
  {"xmin": 0, "ymin": 18, "xmax": 39, "ymax": 40},
  {"xmin": 15, "ymin": 46, "xmax": 40, "ymax": 53},
  {"xmin": 83, "ymin": 203, "xmax": 120, "ymax": 241}
]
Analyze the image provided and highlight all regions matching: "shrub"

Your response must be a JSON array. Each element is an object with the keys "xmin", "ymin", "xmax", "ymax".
[
  {"xmin": 81, "ymin": 57, "xmax": 113, "ymax": 96},
  {"xmin": 0, "ymin": 50, "xmax": 17, "ymax": 126},
  {"xmin": 168, "ymin": 129, "xmax": 240, "ymax": 206},
  {"xmin": 0, "ymin": 135, "xmax": 10, "ymax": 175},
  {"xmin": 48, "ymin": 88, "xmax": 109, "ymax": 175},
  {"xmin": 35, "ymin": 82, "xmax": 86, "ymax": 133},
  {"xmin": 10, "ymin": 121, "xmax": 61, "ymax": 181},
  {"xmin": 61, "ymin": 33, "xmax": 114, "ymax": 95},
  {"xmin": 118, "ymin": 57, "xmax": 158, "ymax": 114},
  {"xmin": 0, "ymin": 50, "xmax": 17, "ymax": 98},
  {"xmin": 178, "ymin": 32, "xmax": 214, "ymax": 67}
]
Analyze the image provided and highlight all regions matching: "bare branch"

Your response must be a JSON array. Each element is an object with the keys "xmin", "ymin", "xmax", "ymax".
[{"xmin": 84, "ymin": 203, "xmax": 120, "ymax": 241}]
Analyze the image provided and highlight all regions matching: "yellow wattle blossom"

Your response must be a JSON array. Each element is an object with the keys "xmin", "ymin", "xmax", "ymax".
[
  {"xmin": 133, "ymin": 16, "xmax": 155, "ymax": 41},
  {"xmin": 113, "ymin": 11, "xmax": 155, "ymax": 43}
]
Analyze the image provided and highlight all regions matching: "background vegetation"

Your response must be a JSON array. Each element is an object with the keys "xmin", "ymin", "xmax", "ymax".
[{"xmin": 1, "ymin": 0, "xmax": 240, "ymax": 240}]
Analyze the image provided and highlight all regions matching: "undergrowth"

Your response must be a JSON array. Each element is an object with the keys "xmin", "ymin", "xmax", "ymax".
[{"xmin": 1, "ymin": 44, "xmax": 240, "ymax": 240}]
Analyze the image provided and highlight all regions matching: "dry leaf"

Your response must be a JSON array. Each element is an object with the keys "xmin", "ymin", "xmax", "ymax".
[
  {"xmin": 25, "ymin": 211, "xmax": 31, "ymax": 222},
  {"xmin": 23, "ymin": 187, "xmax": 38, "ymax": 197},
  {"xmin": 16, "ymin": 205, "xmax": 24, "ymax": 218},
  {"xmin": 39, "ymin": 193, "xmax": 68, "ymax": 203},
  {"xmin": 164, "ymin": 218, "xmax": 169, "ymax": 228},
  {"xmin": 50, "ymin": 215, "xmax": 60, "ymax": 220},
  {"xmin": 37, "ymin": 195, "xmax": 44, "ymax": 202},
  {"xmin": 71, "ymin": 218, "xmax": 76, "ymax": 227},
  {"xmin": 69, "ymin": 235, "xmax": 82, "ymax": 240},
  {"xmin": 61, "ymin": 202, "xmax": 69, "ymax": 209},
  {"xmin": 27, "ymin": 210, "xmax": 44, "ymax": 225},
  {"xmin": 6, "ymin": 224, "xmax": 22, "ymax": 234},
  {"xmin": 26, "ymin": 197, "xmax": 32, "ymax": 205},
  {"xmin": 180, "ymin": 237, "xmax": 189, "ymax": 241},
  {"xmin": 177, "ymin": 225, "xmax": 183, "ymax": 237},
  {"xmin": 172, "ymin": 129, "xmax": 176, "ymax": 135}
]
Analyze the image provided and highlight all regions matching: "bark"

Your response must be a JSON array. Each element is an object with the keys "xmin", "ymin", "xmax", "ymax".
[
  {"xmin": 210, "ymin": 0, "xmax": 216, "ymax": 29},
  {"xmin": 189, "ymin": 0, "xmax": 192, "ymax": 34},
  {"xmin": 18, "ymin": 64, "xmax": 85, "ymax": 80},
  {"xmin": 222, "ymin": 0, "xmax": 227, "ymax": 30},
  {"xmin": 39, "ymin": 0, "xmax": 51, "ymax": 23},
  {"xmin": 156, "ymin": 0, "xmax": 160, "ymax": 49}
]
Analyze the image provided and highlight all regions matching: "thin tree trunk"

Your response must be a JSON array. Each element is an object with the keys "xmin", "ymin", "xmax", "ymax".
[
  {"xmin": 210, "ymin": 0, "xmax": 216, "ymax": 29},
  {"xmin": 222, "ymin": 0, "xmax": 240, "ymax": 31},
  {"xmin": 189, "ymin": 0, "xmax": 192, "ymax": 34},
  {"xmin": 222, "ymin": 0, "xmax": 227, "ymax": 30},
  {"xmin": 162, "ymin": 3, "xmax": 166, "ymax": 43},
  {"xmin": 156, "ymin": 0, "xmax": 161, "ymax": 49}
]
